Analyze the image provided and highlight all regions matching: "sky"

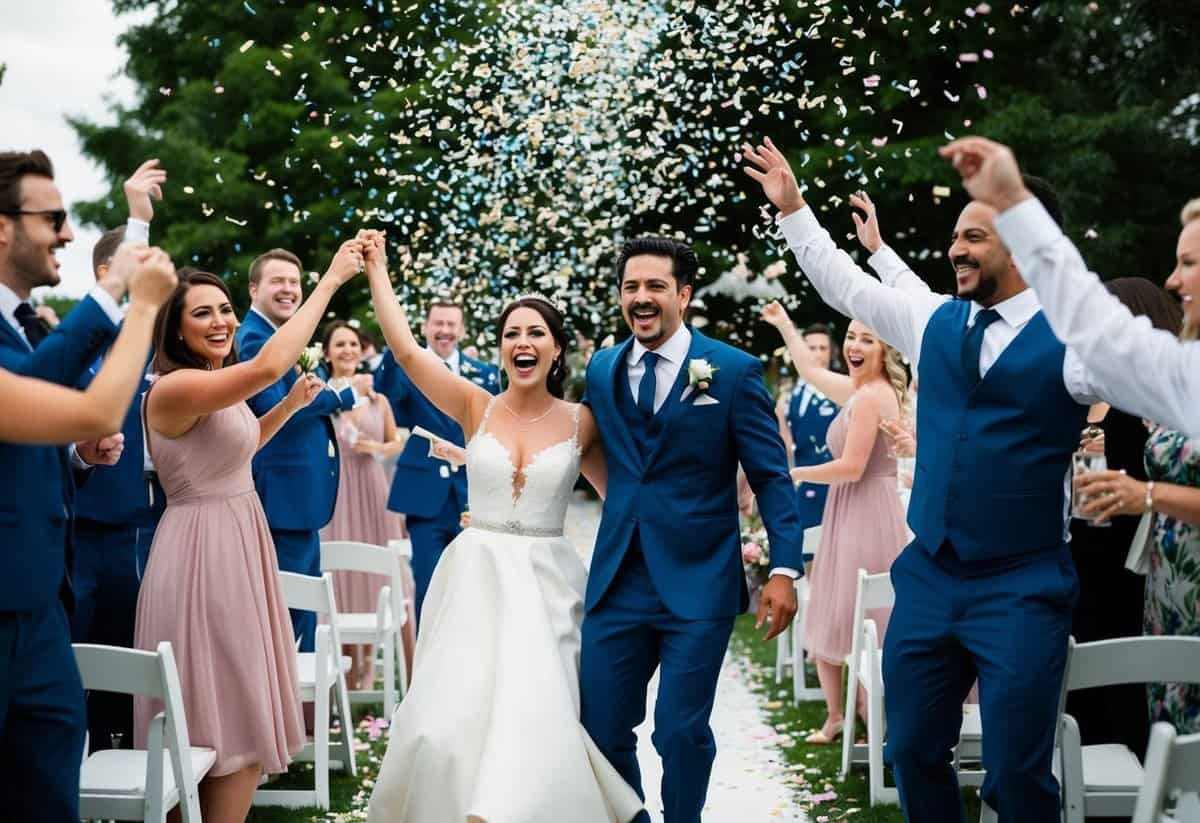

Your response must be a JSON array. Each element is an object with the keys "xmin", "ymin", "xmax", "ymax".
[{"xmin": 0, "ymin": 1, "xmax": 148, "ymax": 298}]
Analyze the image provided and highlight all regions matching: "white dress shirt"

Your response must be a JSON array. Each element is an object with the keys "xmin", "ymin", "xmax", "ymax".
[
  {"xmin": 626, "ymin": 324, "xmax": 691, "ymax": 413},
  {"xmin": 995, "ymin": 197, "xmax": 1200, "ymax": 438},
  {"xmin": 443, "ymin": 348, "xmax": 461, "ymax": 375},
  {"xmin": 779, "ymin": 206, "xmax": 1102, "ymax": 543},
  {"xmin": 778, "ymin": 207, "xmax": 1100, "ymax": 403}
]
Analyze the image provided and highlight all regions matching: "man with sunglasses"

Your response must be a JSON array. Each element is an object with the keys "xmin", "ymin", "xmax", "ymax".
[{"xmin": 0, "ymin": 148, "xmax": 157, "ymax": 821}]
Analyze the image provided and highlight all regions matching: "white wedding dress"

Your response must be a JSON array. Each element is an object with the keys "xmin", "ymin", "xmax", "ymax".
[{"xmin": 367, "ymin": 399, "xmax": 643, "ymax": 823}]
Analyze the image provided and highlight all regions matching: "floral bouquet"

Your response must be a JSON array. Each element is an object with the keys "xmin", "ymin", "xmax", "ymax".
[
  {"xmin": 741, "ymin": 514, "xmax": 771, "ymax": 611},
  {"xmin": 296, "ymin": 343, "xmax": 324, "ymax": 374}
]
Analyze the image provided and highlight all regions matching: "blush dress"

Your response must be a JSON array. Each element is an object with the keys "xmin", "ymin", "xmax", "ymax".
[
  {"xmin": 134, "ymin": 401, "xmax": 305, "ymax": 776},
  {"xmin": 320, "ymin": 396, "xmax": 417, "ymax": 682},
  {"xmin": 803, "ymin": 396, "xmax": 909, "ymax": 664}
]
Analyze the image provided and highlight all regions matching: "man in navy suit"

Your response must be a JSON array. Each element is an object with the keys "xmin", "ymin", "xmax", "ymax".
[
  {"xmin": 237, "ymin": 248, "xmax": 370, "ymax": 651},
  {"xmin": 780, "ymin": 322, "xmax": 840, "ymax": 529},
  {"xmin": 71, "ymin": 227, "xmax": 167, "ymax": 754},
  {"xmin": 374, "ymin": 298, "xmax": 500, "ymax": 626},
  {"xmin": 0, "ymin": 149, "xmax": 150, "ymax": 820},
  {"xmin": 748, "ymin": 138, "xmax": 1102, "ymax": 821},
  {"xmin": 580, "ymin": 237, "xmax": 802, "ymax": 823}
]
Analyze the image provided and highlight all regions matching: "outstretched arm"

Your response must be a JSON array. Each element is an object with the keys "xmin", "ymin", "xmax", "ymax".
[
  {"xmin": 941, "ymin": 135, "xmax": 1200, "ymax": 438},
  {"xmin": 791, "ymin": 386, "xmax": 886, "ymax": 485},
  {"xmin": 0, "ymin": 247, "xmax": 177, "ymax": 443},
  {"xmin": 148, "ymin": 240, "xmax": 363, "ymax": 436},
  {"xmin": 761, "ymin": 300, "xmax": 854, "ymax": 406},
  {"xmin": 850, "ymin": 190, "xmax": 938, "ymax": 296},
  {"xmin": 743, "ymin": 138, "xmax": 942, "ymax": 366},
  {"xmin": 256, "ymin": 373, "xmax": 326, "ymax": 449},
  {"xmin": 361, "ymin": 231, "xmax": 492, "ymax": 436}
]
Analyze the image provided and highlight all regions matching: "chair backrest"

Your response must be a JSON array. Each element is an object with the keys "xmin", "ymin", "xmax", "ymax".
[
  {"xmin": 1132, "ymin": 723, "xmax": 1200, "ymax": 823},
  {"xmin": 279, "ymin": 571, "xmax": 347, "ymax": 649},
  {"xmin": 848, "ymin": 569, "xmax": 895, "ymax": 661},
  {"xmin": 320, "ymin": 540, "xmax": 407, "ymax": 628},
  {"xmin": 802, "ymin": 527, "xmax": 822, "ymax": 557},
  {"xmin": 74, "ymin": 642, "xmax": 203, "ymax": 820},
  {"xmin": 1067, "ymin": 636, "xmax": 1200, "ymax": 691},
  {"xmin": 388, "ymin": 537, "xmax": 413, "ymax": 560}
]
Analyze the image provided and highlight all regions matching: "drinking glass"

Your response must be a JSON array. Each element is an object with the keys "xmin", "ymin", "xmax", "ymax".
[{"xmin": 1072, "ymin": 450, "xmax": 1111, "ymax": 527}]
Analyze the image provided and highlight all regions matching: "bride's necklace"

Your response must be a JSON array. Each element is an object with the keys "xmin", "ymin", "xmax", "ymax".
[{"xmin": 501, "ymin": 397, "xmax": 556, "ymax": 432}]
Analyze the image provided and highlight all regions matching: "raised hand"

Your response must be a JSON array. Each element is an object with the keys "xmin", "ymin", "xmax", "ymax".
[
  {"xmin": 76, "ymin": 432, "xmax": 125, "ymax": 467},
  {"xmin": 286, "ymin": 373, "xmax": 326, "ymax": 413},
  {"xmin": 357, "ymin": 229, "xmax": 390, "ymax": 282},
  {"xmin": 742, "ymin": 137, "xmax": 806, "ymax": 215},
  {"xmin": 760, "ymin": 300, "xmax": 793, "ymax": 330},
  {"xmin": 324, "ymin": 238, "xmax": 366, "ymax": 287},
  {"xmin": 124, "ymin": 159, "xmax": 167, "ymax": 223},
  {"xmin": 849, "ymin": 191, "xmax": 883, "ymax": 254},
  {"xmin": 938, "ymin": 136, "xmax": 1031, "ymax": 213},
  {"xmin": 127, "ymin": 247, "xmax": 178, "ymax": 309}
]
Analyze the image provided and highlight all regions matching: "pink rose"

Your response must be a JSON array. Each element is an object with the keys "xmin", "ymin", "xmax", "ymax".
[{"xmin": 742, "ymin": 542, "xmax": 762, "ymax": 563}]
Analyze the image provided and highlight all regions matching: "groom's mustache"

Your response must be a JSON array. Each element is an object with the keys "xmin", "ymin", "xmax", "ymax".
[{"xmin": 628, "ymin": 302, "xmax": 660, "ymax": 315}]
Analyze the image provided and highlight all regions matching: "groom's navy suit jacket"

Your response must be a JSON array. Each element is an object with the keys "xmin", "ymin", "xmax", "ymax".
[{"xmin": 585, "ymin": 327, "xmax": 804, "ymax": 620}]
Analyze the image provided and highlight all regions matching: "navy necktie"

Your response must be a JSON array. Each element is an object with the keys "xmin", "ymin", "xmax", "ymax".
[
  {"xmin": 13, "ymin": 302, "xmax": 48, "ymax": 348},
  {"xmin": 636, "ymin": 352, "xmax": 659, "ymax": 418},
  {"xmin": 962, "ymin": 308, "xmax": 1001, "ymax": 387}
]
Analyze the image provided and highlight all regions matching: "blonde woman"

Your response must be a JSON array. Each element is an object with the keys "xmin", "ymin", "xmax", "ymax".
[{"xmin": 763, "ymin": 300, "xmax": 909, "ymax": 744}]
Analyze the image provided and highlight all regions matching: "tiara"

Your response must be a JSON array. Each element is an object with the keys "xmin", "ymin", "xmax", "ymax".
[{"xmin": 513, "ymin": 291, "xmax": 565, "ymax": 314}]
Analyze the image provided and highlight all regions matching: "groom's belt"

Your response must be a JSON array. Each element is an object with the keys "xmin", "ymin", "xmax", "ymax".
[{"xmin": 470, "ymin": 518, "xmax": 563, "ymax": 539}]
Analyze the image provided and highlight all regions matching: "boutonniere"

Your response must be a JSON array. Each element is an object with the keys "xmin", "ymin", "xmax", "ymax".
[{"xmin": 687, "ymin": 358, "xmax": 718, "ymax": 393}]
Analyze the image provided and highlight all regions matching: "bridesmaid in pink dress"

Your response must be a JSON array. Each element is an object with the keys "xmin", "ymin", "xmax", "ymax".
[
  {"xmin": 136, "ymin": 247, "xmax": 362, "ymax": 823},
  {"xmin": 319, "ymin": 320, "xmax": 416, "ymax": 689},
  {"xmin": 763, "ymin": 302, "xmax": 909, "ymax": 745}
]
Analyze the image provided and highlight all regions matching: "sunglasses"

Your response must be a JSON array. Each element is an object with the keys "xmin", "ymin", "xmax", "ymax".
[{"xmin": 0, "ymin": 209, "xmax": 69, "ymax": 233}]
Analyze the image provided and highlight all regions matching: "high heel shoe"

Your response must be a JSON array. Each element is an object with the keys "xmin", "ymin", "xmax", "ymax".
[{"xmin": 804, "ymin": 717, "xmax": 844, "ymax": 745}]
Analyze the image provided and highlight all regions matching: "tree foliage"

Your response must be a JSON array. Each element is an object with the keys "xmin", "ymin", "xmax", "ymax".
[{"xmin": 73, "ymin": 0, "xmax": 1200, "ymax": 356}]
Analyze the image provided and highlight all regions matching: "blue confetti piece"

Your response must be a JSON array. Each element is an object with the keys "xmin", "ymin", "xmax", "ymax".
[{"xmin": 243, "ymin": 1, "xmax": 256, "ymax": 15}]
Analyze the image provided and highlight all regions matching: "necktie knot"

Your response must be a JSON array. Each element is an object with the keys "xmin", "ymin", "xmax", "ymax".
[{"xmin": 13, "ymin": 302, "xmax": 48, "ymax": 348}]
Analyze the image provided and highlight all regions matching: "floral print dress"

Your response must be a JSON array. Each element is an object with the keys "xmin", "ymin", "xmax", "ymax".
[{"xmin": 1144, "ymin": 425, "xmax": 1200, "ymax": 734}]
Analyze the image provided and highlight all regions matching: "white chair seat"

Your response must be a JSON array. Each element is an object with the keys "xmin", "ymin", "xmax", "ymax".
[
  {"xmin": 960, "ymin": 704, "xmax": 982, "ymax": 740},
  {"xmin": 296, "ymin": 651, "xmax": 352, "ymax": 687},
  {"xmin": 81, "ymin": 746, "xmax": 217, "ymax": 796},
  {"xmin": 1082, "ymin": 744, "xmax": 1144, "ymax": 792},
  {"xmin": 335, "ymin": 611, "xmax": 391, "ymax": 641}
]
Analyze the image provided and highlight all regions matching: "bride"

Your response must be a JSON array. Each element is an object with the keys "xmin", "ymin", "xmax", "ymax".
[{"xmin": 359, "ymin": 231, "xmax": 643, "ymax": 823}]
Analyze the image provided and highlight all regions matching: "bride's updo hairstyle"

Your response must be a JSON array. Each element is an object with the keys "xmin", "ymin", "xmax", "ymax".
[{"xmin": 496, "ymin": 295, "xmax": 570, "ymax": 399}]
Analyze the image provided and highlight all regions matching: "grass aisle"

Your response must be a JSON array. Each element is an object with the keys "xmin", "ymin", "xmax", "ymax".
[{"xmin": 728, "ymin": 614, "xmax": 981, "ymax": 822}]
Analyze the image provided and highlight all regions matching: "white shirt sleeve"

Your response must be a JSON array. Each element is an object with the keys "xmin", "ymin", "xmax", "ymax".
[
  {"xmin": 778, "ymin": 208, "xmax": 943, "ymax": 366},
  {"xmin": 996, "ymin": 197, "xmax": 1200, "ymax": 436},
  {"xmin": 768, "ymin": 566, "xmax": 799, "ymax": 580},
  {"xmin": 124, "ymin": 218, "xmax": 150, "ymax": 245},
  {"xmin": 869, "ymin": 245, "xmax": 935, "ymax": 296},
  {"xmin": 87, "ymin": 285, "xmax": 126, "ymax": 327}
]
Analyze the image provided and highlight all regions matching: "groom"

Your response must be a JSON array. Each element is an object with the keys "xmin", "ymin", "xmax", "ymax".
[{"xmin": 581, "ymin": 236, "xmax": 803, "ymax": 823}]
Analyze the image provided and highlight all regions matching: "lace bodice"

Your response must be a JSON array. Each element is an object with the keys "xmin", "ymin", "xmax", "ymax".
[{"xmin": 465, "ymin": 398, "xmax": 582, "ymax": 533}]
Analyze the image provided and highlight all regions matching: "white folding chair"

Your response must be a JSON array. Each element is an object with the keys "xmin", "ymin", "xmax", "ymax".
[
  {"xmin": 75, "ymin": 641, "xmax": 216, "ymax": 823},
  {"xmin": 254, "ymin": 572, "xmax": 357, "ymax": 810},
  {"xmin": 1133, "ymin": 722, "xmax": 1200, "ymax": 823},
  {"xmin": 1059, "ymin": 635, "xmax": 1200, "ymax": 823},
  {"xmin": 320, "ymin": 539, "xmax": 410, "ymax": 717},
  {"xmin": 839, "ymin": 568, "xmax": 899, "ymax": 806},
  {"xmin": 774, "ymin": 526, "xmax": 824, "ymax": 703}
]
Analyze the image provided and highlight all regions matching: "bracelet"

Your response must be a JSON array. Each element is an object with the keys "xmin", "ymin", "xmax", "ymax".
[{"xmin": 1145, "ymin": 481, "xmax": 1155, "ymax": 513}]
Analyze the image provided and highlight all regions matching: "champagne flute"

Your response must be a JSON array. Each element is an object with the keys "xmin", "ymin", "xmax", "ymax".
[{"xmin": 1072, "ymin": 450, "xmax": 1111, "ymax": 527}]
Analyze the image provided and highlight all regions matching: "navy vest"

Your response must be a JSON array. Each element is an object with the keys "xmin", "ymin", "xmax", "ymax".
[
  {"xmin": 616, "ymin": 367, "xmax": 672, "ymax": 461},
  {"xmin": 908, "ymin": 301, "xmax": 1086, "ymax": 563}
]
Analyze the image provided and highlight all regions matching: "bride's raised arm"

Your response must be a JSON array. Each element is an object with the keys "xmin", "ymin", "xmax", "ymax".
[{"xmin": 361, "ymin": 231, "xmax": 493, "ymax": 435}]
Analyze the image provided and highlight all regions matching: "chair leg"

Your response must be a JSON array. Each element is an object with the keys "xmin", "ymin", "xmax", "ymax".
[
  {"xmin": 383, "ymin": 633, "xmax": 396, "ymax": 719},
  {"xmin": 791, "ymin": 605, "xmax": 805, "ymax": 705},
  {"xmin": 336, "ymin": 667, "xmax": 357, "ymax": 777},
  {"xmin": 316, "ymin": 680, "xmax": 331, "ymax": 810},
  {"xmin": 868, "ymin": 682, "xmax": 884, "ymax": 805},
  {"xmin": 396, "ymin": 628, "xmax": 409, "ymax": 701},
  {"xmin": 775, "ymin": 628, "xmax": 788, "ymax": 684}
]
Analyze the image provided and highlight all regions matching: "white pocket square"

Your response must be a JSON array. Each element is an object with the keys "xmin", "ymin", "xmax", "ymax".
[{"xmin": 693, "ymin": 394, "xmax": 720, "ymax": 406}]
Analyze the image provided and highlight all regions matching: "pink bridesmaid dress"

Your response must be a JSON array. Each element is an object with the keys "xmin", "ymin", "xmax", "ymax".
[
  {"xmin": 134, "ymin": 401, "xmax": 305, "ymax": 776},
  {"xmin": 320, "ymin": 396, "xmax": 416, "ymax": 681},
  {"xmin": 803, "ymin": 396, "xmax": 908, "ymax": 664}
]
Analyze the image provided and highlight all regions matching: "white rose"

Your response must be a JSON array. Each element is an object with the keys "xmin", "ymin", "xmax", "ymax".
[{"xmin": 688, "ymin": 359, "xmax": 714, "ymax": 383}]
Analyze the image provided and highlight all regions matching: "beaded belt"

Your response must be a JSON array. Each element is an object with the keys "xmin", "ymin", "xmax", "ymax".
[{"xmin": 470, "ymin": 518, "xmax": 564, "ymax": 538}]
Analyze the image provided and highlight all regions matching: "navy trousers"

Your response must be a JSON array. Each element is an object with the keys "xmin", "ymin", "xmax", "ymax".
[
  {"xmin": 70, "ymin": 518, "xmax": 157, "ymax": 752},
  {"xmin": 272, "ymin": 527, "xmax": 321, "ymax": 653},
  {"xmin": 882, "ymin": 542, "xmax": 1077, "ymax": 823},
  {"xmin": 0, "ymin": 603, "xmax": 86, "ymax": 822},
  {"xmin": 406, "ymin": 495, "xmax": 463, "ymax": 629},
  {"xmin": 579, "ymin": 540, "xmax": 734, "ymax": 823}
]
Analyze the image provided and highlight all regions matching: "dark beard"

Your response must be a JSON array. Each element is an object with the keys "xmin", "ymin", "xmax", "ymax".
[
  {"xmin": 10, "ymin": 222, "xmax": 58, "ymax": 291},
  {"xmin": 958, "ymin": 271, "xmax": 999, "ymax": 305}
]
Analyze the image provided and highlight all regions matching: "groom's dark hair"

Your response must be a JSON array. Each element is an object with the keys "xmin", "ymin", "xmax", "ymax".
[{"xmin": 615, "ymin": 236, "xmax": 699, "ymax": 290}]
